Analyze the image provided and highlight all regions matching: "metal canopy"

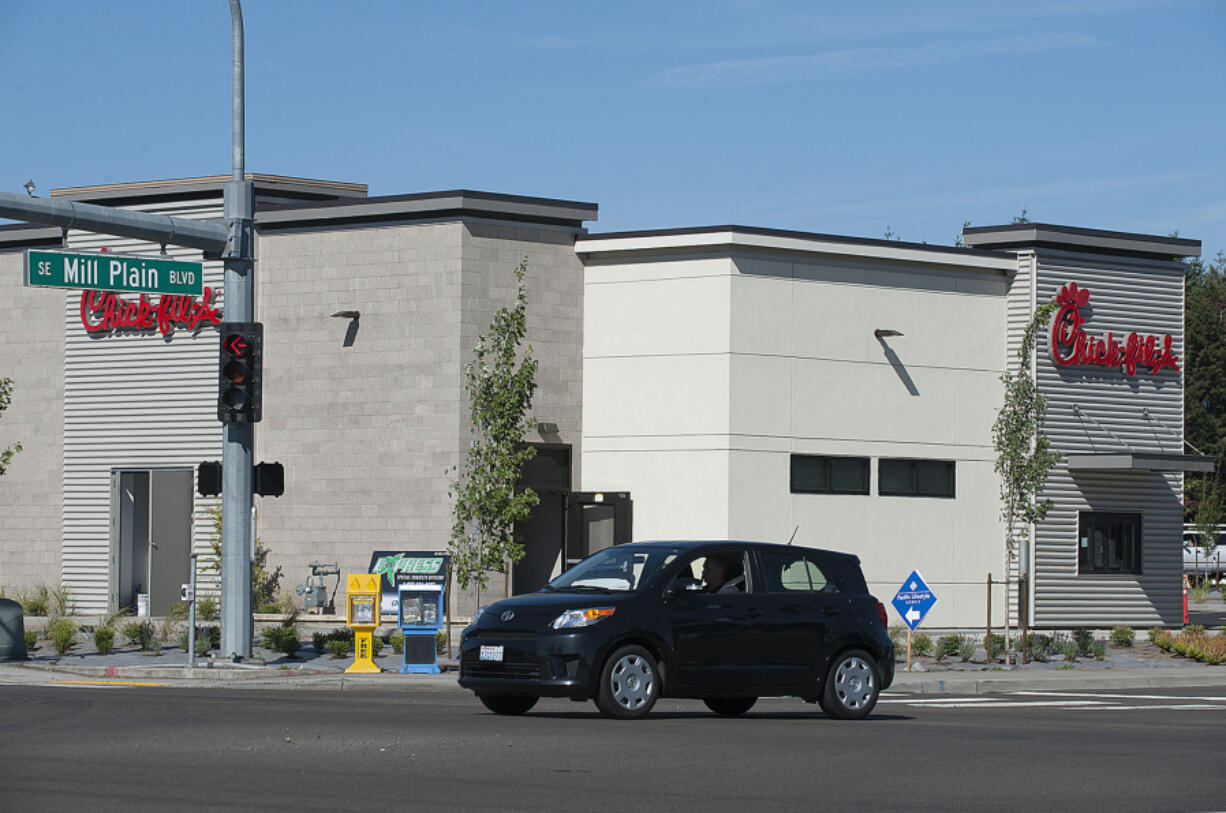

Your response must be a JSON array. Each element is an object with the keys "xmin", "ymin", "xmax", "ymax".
[{"xmin": 1065, "ymin": 452, "xmax": 1216, "ymax": 473}]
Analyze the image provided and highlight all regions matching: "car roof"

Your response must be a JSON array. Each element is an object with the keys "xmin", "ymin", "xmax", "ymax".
[{"xmin": 624, "ymin": 539, "xmax": 857, "ymax": 560}]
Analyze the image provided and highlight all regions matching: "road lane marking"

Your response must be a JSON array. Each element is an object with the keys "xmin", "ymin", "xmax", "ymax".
[
  {"xmin": 1010, "ymin": 691, "xmax": 1226, "ymax": 702},
  {"xmin": 49, "ymin": 680, "xmax": 171, "ymax": 687}
]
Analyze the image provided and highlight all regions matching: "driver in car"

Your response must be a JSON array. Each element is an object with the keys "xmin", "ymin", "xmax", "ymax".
[{"xmin": 701, "ymin": 557, "xmax": 744, "ymax": 594}]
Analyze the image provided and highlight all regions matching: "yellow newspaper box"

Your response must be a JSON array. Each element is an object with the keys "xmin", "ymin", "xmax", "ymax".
[{"xmin": 345, "ymin": 573, "xmax": 381, "ymax": 674}]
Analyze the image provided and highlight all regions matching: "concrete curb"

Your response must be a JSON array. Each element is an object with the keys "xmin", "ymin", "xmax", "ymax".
[
  {"xmin": 4, "ymin": 661, "xmax": 462, "ymax": 690},
  {"xmin": 891, "ymin": 667, "xmax": 1226, "ymax": 694}
]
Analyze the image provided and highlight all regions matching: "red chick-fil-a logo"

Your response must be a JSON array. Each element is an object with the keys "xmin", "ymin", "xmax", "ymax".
[
  {"xmin": 1049, "ymin": 281, "xmax": 1179, "ymax": 376},
  {"xmin": 79, "ymin": 287, "xmax": 223, "ymax": 337}
]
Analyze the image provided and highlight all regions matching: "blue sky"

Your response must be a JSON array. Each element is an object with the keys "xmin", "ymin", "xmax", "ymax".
[{"xmin": 3, "ymin": 0, "xmax": 1223, "ymax": 257}]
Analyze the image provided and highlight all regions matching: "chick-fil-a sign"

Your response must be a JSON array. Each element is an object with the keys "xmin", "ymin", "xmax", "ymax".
[
  {"xmin": 1049, "ymin": 281, "xmax": 1179, "ymax": 376},
  {"xmin": 79, "ymin": 287, "xmax": 222, "ymax": 337}
]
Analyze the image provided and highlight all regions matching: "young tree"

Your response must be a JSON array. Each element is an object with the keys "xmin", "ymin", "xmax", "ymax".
[
  {"xmin": 449, "ymin": 259, "xmax": 540, "ymax": 606},
  {"xmin": 0, "ymin": 377, "xmax": 21, "ymax": 476},
  {"xmin": 993, "ymin": 302, "xmax": 1060, "ymax": 664}
]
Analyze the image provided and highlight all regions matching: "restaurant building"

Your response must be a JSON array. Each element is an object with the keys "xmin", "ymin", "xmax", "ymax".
[{"xmin": 0, "ymin": 176, "xmax": 1209, "ymax": 629}]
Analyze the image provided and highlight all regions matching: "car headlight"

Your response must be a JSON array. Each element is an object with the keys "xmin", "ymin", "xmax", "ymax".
[{"xmin": 550, "ymin": 607, "xmax": 616, "ymax": 629}]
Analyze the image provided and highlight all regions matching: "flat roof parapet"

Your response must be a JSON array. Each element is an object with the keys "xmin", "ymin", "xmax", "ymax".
[
  {"xmin": 576, "ymin": 224, "xmax": 1017, "ymax": 271},
  {"xmin": 962, "ymin": 222, "xmax": 1200, "ymax": 261}
]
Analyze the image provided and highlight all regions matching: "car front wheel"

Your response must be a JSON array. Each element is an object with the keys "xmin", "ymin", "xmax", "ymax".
[
  {"xmin": 596, "ymin": 645, "xmax": 659, "ymax": 719},
  {"xmin": 703, "ymin": 697, "xmax": 757, "ymax": 717},
  {"xmin": 478, "ymin": 694, "xmax": 538, "ymax": 716},
  {"xmin": 820, "ymin": 649, "xmax": 879, "ymax": 720}
]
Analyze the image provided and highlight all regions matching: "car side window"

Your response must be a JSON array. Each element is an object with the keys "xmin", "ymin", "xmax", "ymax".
[
  {"xmin": 676, "ymin": 552, "xmax": 751, "ymax": 594},
  {"xmin": 761, "ymin": 551, "xmax": 834, "ymax": 593}
]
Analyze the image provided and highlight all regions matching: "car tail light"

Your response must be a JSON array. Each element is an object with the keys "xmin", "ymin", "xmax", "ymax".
[{"xmin": 875, "ymin": 601, "xmax": 888, "ymax": 629}]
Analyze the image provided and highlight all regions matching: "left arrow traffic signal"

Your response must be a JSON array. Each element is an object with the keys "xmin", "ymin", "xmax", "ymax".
[{"xmin": 218, "ymin": 321, "xmax": 263, "ymax": 423}]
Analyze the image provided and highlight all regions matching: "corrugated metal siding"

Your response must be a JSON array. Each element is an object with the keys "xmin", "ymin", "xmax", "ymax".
[
  {"xmin": 62, "ymin": 199, "xmax": 224, "ymax": 614},
  {"xmin": 1002, "ymin": 253, "xmax": 1033, "ymax": 625},
  {"xmin": 1029, "ymin": 250, "xmax": 1186, "ymax": 627}
]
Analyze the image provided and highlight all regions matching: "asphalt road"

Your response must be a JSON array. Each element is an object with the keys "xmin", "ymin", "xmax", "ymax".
[{"xmin": 1, "ymin": 684, "xmax": 1223, "ymax": 812}]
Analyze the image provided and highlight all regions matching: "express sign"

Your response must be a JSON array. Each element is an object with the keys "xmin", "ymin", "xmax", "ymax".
[{"xmin": 1049, "ymin": 282, "xmax": 1179, "ymax": 376}]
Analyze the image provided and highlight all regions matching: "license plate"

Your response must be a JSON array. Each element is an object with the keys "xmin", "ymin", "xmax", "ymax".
[{"xmin": 479, "ymin": 645, "xmax": 504, "ymax": 662}]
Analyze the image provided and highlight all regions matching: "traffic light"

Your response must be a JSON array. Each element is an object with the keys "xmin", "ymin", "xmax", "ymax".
[
  {"xmin": 255, "ymin": 461, "xmax": 285, "ymax": 497},
  {"xmin": 218, "ymin": 321, "xmax": 263, "ymax": 423},
  {"xmin": 197, "ymin": 460, "xmax": 222, "ymax": 496}
]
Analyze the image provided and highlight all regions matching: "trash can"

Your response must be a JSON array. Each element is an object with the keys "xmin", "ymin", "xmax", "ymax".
[
  {"xmin": 137, "ymin": 593, "xmax": 150, "ymax": 618},
  {"xmin": 0, "ymin": 598, "xmax": 27, "ymax": 661}
]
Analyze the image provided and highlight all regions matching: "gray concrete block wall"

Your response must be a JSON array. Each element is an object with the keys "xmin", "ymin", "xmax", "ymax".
[
  {"xmin": 461, "ymin": 222, "xmax": 585, "ymax": 490},
  {"xmin": 253, "ymin": 218, "xmax": 585, "ymax": 619},
  {"xmin": 0, "ymin": 251, "xmax": 65, "ymax": 593},
  {"xmin": 255, "ymin": 222, "xmax": 468, "ymax": 594}
]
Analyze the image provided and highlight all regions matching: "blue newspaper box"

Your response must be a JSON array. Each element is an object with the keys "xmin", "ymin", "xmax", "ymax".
[{"xmin": 397, "ymin": 582, "xmax": 444, "ymax": 674}]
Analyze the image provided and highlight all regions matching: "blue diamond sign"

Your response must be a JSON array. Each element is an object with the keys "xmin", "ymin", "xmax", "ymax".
[{"xmin": 892, "ymin": 570, "xmax": 938, "ymax": 631}]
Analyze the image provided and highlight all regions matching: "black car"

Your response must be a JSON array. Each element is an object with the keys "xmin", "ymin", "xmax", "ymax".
[{"xmin": 459, "ymin": 540, "xmax": 894, "ymax": 720}]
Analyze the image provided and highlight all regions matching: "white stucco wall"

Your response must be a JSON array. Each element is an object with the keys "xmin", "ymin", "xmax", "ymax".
[{"xmin": 581, "ymin": 237, "xmax": 1012, "ymax": 627}]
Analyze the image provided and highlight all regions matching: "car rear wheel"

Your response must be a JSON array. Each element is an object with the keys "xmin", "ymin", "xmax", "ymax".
[
  {"xmin": 820, "ymin": 649, "xmax": 879, "ymax": 720},
  {"xmin": 478, "ymin": 694, "xmax": 538, "ymax": 716},
  {"xmin": 596, "ymin": 645, "xmax": 659, "ymax": 719},
  {"xmin": 702, "ymin": 697, "xmax": 757, "ymax": 717}
]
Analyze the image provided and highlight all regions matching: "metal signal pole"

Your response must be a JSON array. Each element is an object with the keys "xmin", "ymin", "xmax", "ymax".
[{"xmin": 220, "ymin": 0, "xmax": 256, "ymax": 660}]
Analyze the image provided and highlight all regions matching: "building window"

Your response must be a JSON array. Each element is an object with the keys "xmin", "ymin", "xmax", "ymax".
[
  {"xmin": 1079, "ymin": 512, "xmax": 1142, "ymax": 575},
  {"xmin": 878, "ymin": 459, "xmax": 956, "ymax": 498},
  {"xmin": 790, "ymin": 455, "xmax": 869, "ymax": 495}
]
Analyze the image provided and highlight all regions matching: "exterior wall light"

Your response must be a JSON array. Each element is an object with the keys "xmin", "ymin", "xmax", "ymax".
[{"xmin": 536, "ymin": 421, "xmax": 559, "ymax": 434}]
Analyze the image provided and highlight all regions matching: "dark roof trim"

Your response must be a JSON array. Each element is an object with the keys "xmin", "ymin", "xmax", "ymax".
[
  {"xmin": 0, "ymin": 223, "xmax": 63, "ymax": 251},
  {"xmin": 962, "ymin": 222, "xmax": 1200, "ymax": 261},
  {"xmin": 256, "ymin": 190, "xmax": 598, "ymax": 232},
  {"xmin": 579, "ymin": 224, "xmax": 1016, "ymax": 260},
  {"xmin": 49, "ymin": 175, "xmax": 369, "ymax": 208}
]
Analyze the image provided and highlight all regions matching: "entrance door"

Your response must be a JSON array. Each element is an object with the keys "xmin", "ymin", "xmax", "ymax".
[
  {"xmin": 111, "ymin": 469, "xmax": 193, "ymax": 616},
  {"xmin": 512, "ymin": 445, "xmax": 571, "ymax": 595},
  {"xmin": 565, "ymin": 492, "xmax": 632, "ymax": 569}
]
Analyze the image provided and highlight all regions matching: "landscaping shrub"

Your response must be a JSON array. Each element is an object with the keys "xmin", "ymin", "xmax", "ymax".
[
  {"xmin": 371, "ymin": 636, "xmax": 384, "ymax": 658},
  {"xmin": 326, "ymin": 639, "xmax": 350, "ymax": 659},
  {"xmin": 23, "ymin": 630, "xmax": 37, "ymax": 653},
  {"xmin": 196, "ymin": 596, "xmax": 219, "ymax": 621},
  {"xmin": 436, "ymin": 629, "xmax": 448, "ymax": 656},
  {"xmin": 1147, "ymin": 626, "xmax": 1164, "ymax": 643},
  {"xmin": 957, "ymin": 635, "xmax": 976, "ymax": 662},
  {"xmin": 1027, "ymin": 639, "xmax": 1048, "ymax": 663},
  {"xmin": 122, "ymin": 621, "xmax": 144, "ymax": 646},
  {"xmin": 1092, "ymin": 639, "xmax": 1107, "ymax": 660},
  {"xmin": 887, "ymin": 624, "xmax": 906, "ymax": 652},
  {"xmin": 20, "ymin": 585, "xmax": 49, "ymax": 617},
  {"xmin": 312, "ymin": 632, "xmax": 328, "ymax": 654},
  {"xmin": 48, "ymin": 619, "xmax": 77, "ymax": 655},
  {"xmin": 982, "ymin": 633, "xmax": 1005, "ymax": 660},
  {"xmin": 1109, "ymin": 626, "xmax": 1135, "ymax": 647},
  {"xmin": 136, "ymin": 620, "xmax": 158, "ymax": 651},
  {"xmin": 1184, "ymin": 624, "xmax": 1205, "ymax": 636},
  {"xmin": 911, "ymin": 632, "xmax": 933, "ymax": 657},
  {"xmin": 935, "ymin": 635, "xmax": 960, "ymax": 660},
  {"xmin": 390, "ymin": 630, "xmax": 405, "ymax": 654},
  {"xmin": 93, "ymin": 627, "xmax": 115, "ymax": 655},
  {"xmin": 1072, "ymin": 627, "xmax": 1094, "ymax": 656},
  {"xmin": 1061, "ymin": 640, "xmax": 1078, "ymax": 662}
]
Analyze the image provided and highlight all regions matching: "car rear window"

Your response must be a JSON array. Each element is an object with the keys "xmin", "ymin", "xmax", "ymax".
[{"xmin": 760, "ymin": 551, "xmax": 835, "ymax": 593}]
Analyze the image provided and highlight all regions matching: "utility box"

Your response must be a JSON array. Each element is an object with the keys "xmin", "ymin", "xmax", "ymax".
[
  {"xmin": 397, "ymin": 582, "xmax": 444, "ymax": 674},
  {"xmin": 0, "ymin": 598, "xmax": 27, "ymax": 661},
  {"xmin": 345, "ymin": 573, "xmax": 382, "ymax": 674}
]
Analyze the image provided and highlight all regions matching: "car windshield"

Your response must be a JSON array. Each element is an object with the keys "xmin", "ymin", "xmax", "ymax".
[{"xmin": 547, "ymin": 546, "xmax": 678, "ymax": 593}]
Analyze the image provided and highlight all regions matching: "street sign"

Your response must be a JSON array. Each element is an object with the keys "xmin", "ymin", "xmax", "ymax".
[
  {"xmin": 25, "ymin": 249, "xmax": 203, "ymax": 297},
  {"xmin": 892, "ymin": 570, "xmax": 938, "ymax": 631}
]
